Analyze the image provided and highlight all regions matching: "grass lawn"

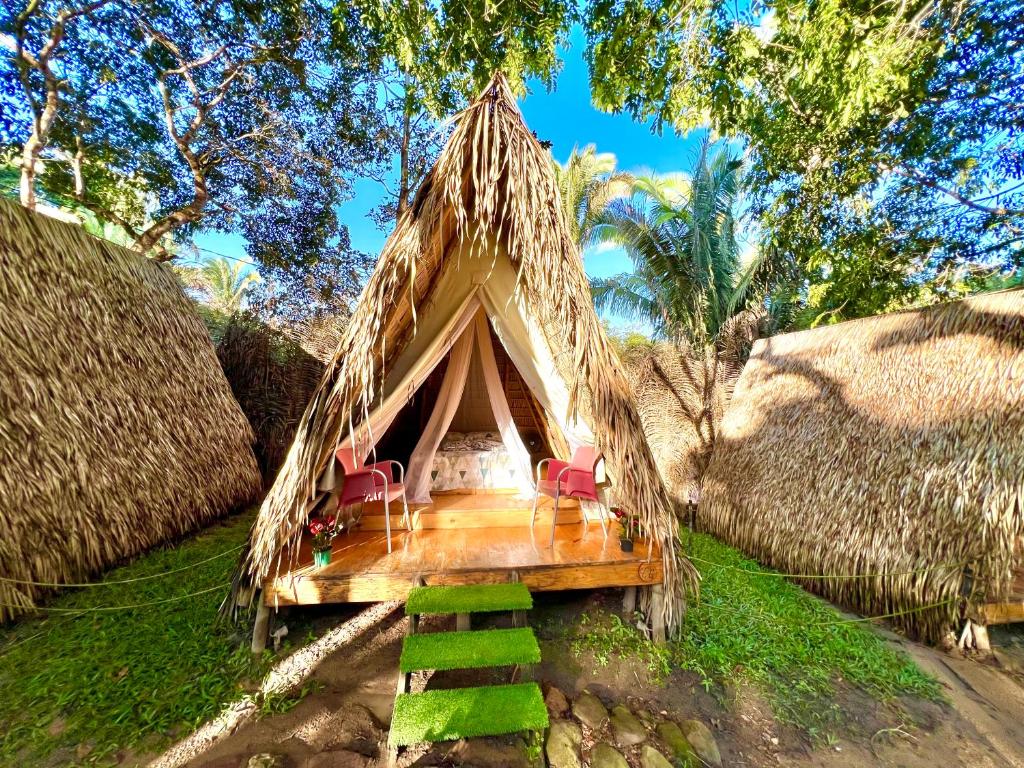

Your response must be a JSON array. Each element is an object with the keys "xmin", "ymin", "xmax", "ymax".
[
  {"xmin": 568, "ymin": 532, "xmax": 942, "ymax": 739},
  {"xmin": 0, "ymin": 510, "xmax": 276, "ymax": 766}
]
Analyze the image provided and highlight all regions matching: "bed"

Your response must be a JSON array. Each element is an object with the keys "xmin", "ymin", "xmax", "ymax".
[{"xmin": 429, "ymin": 431, "xmax": 526, "ymax": 492}]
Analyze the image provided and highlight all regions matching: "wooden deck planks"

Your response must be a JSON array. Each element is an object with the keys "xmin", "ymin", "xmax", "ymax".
[{"xmin": 263, "ymin": 513, "xmax": 662, "ymax": 606}]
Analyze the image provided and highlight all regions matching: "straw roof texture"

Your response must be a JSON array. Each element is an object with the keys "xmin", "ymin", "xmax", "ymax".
[
  {"xmin": 238, "ymin": 74, "xmax": 697, "ymax": 633},
  {"xmin": 700, "ymin": 290, "xmax": 1024, "ymax": 641},
  {"xmin": 621, "ymin": 343, "xmax": 738, "ymax": 509},
  {"xmin": 0, "ymin": 199, "xmax": 261, "ymax": 620},
  {"xmin": 215, "ymin": 315, "xmax": 327, "ymax": 480}
]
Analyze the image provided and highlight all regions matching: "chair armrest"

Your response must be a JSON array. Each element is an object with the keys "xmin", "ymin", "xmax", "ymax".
[
  {"xmin": 547, "ymin": 459, "xmax": 570, "ymax": 482},
  {"xmin": 368, "ymin": 460, "xmax": 403, "ymax": 484}
]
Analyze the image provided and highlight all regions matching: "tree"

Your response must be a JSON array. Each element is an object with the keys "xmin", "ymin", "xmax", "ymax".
[
  {"xmin": 177, "ymin": 256, "xmax": 260, "ymax": 314},
  {"xmin": 1, "ymin": 0, "xmax": 113, "ymax": 209},
  {"xmin": 334, "ymin": 0, "xmax": 577, "ymax": 223},
  {"xmin": 585, "ymin": 0, "xmax": 1023, "ymax": 325},
  {"xmin": 552, "ymin": 144, "xmax": 632, "ymax": 248},
  {"xmin": 590, "ymin": 140, "xmax": 769, "ymax": 347},
  {"xmin": 2, "ymin": 0, "xmax": 384, "ymax": 271}
]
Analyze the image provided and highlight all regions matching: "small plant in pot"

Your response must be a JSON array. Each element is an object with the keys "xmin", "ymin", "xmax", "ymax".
[
  {"xmin": 308, "ymin": 515, "xmax": 340, "ymax": 567},
  {"xmin": 611, "ymin": 507, "xmax": 639, "ymax": 552}
]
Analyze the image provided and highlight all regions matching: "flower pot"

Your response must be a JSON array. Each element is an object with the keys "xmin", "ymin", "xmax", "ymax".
[
  {"xmin": 313, "ymin": 548, "xmax": 332, "ymax": 567},
  {"xmin": 619, "ymin": 538, "xmax": 634, "ymax": 553}
]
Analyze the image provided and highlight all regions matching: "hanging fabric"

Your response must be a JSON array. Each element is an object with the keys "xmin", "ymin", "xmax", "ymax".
[{"xmin": 405, "ymin": 317, "xmax": 476, "ymax": 502}]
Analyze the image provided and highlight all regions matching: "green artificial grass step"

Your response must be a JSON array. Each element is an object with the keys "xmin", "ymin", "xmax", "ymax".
[
  {"xmin": 400, "ymin": 628, "xmax": 541, "ymax": 673},
  {"xmin": 405, "ymin": 583, "xmax": 533, "ymax": 615},
  {"xmin": 390, "ymin": 683, "xmax": 548, "ymax": 746}
]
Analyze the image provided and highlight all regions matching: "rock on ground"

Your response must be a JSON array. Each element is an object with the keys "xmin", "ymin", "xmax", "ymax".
[
  {"xmin": 656, "ymin": 721, "xmax": 696, "ymax": 765},
  {"xmin": 572, "ymin": 691, "xmax": 609, "ymax": 730},
  {"xmin": 609, "ymin": 704, "xmax": 647, "ymax": 746},
  {"xmin": 590, "ymin": 742, "xmax": 629, "ymax": 768},
  {"xmin": 246, "ymin": 755, "xmax": 288, "ymax": 768},
  {"xmin": 546, "ymin": 719, "xmax": 583, "ymax": 768},
  {"xmin": 681, "ymin": 719, "xmax": 722, "ymax": 767},
  {"xmin": 640, "ymin": 745, "xmax": 674, "ymax": 768},
  {"xmin": 545, "ymin": 685, "xmax": 570, "ymax": 718}
]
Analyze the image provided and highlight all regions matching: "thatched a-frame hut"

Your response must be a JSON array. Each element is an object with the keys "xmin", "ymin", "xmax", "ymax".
[
  {"xmin": 237, "ymin": 74, "xmax": 696, "ymax": 638},
  {"xmin": 700, "ymin": 290, "xmax": 1024, "ymax": 642},
  {"xmin": 0, "ymin": 199, "xmax": 261, "ymax": 620}
]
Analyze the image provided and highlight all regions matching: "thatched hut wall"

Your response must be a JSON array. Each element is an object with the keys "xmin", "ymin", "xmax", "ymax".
[
  {"xmin": 215, "ymin": 315, "xmax": 328, "ymax": 480},
  {"xmin": 0, "ymin": 200, "xmax": 261, "ymax": 620},
  {"xmin": 700, "ymin": 291, "xmax": 1024, "ymax": 641}
]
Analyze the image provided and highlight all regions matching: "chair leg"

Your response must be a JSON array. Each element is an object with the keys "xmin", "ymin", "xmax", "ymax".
[
  {"xmin": 384, "ymin": 495, "xmax": 392, "ymax": 554},
  {"xmin": 531, "ymin": 488, "xmax": 540, "ymax": 528},
  {"xmin": 550, "ymin": 490, "xmax": 560, "ymax": 547},
  {"xmin": 597, "ymin": 502, "xmax": 609, "ymax": 539}
]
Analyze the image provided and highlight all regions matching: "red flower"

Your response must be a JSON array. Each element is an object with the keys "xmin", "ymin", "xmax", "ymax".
[
  {"xmin": 308, "ymin": 518, "xmax": 325, "ymax": 536},
  {"xmin": 612, "ymin": 508, "xmax": 625, "ymax": 519},
  {"xmin": 325, "ymin": 515, "xmax": 336, "ymax": 527}
]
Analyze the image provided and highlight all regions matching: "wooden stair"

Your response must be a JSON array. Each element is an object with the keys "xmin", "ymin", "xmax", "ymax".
[{"xmin": 388, "ymin": 583, "xmax": 547, "ymax": 753}]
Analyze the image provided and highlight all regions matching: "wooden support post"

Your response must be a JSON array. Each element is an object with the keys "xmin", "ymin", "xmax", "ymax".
[
  {"xmin": 251, "ymin": 600, "xmax": 271, "ymax": 655},
  {"xmin": 649, "ymin": 584, "xmax": 666, "ymax": 645},
  {"xmin": 456, "ymin": 613, "xmax": 471, "ymax": 631},
  {"xmin": 622, "ymin": 586, "xmax": 637, "ymax": 617}
]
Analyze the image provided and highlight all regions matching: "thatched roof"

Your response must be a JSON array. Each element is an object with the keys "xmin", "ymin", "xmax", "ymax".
[
  {"xmin": 620, "ymin": 343, "xmax": 737, "ymax": 509},
  {"xmin": 238, "ymin": 73, "xmax": 697, "ymax": 632},
  {"xmin": 700, "ymin": 290, "xmax": 1024, "ymax": 641},
  {"xmin": 0, "ymin": 199, "xmax": 261, "ymax": 620}
]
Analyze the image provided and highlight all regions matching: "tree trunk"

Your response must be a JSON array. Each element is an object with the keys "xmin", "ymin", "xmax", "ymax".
[{"xmin": 395, "ymin": 75, "xmax": 413, "ymax": 219}]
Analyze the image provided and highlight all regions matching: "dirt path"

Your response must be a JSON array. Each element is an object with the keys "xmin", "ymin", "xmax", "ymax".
[{"xmin": 151, "ymin": 595, "xmax": 1024, "ymax": 768}]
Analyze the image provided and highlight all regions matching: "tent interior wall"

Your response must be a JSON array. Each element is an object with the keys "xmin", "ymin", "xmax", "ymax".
[{"xmin": 374, "ymin": 317, "xmax": 556, "ymax": 471}]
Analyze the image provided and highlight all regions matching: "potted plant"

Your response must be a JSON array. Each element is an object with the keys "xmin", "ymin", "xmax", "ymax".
[
  {"xmin": 308, "ymin": 515, "xmax": 339, "ymax": 567},
  {"xmin": 611, "ymin": 507, "xmax": 639, "ymax": 552}
]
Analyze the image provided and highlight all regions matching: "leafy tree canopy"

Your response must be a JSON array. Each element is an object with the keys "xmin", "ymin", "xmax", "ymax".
[{"xmin": 587, "ymin": 0, "xmax": 1023, "ymax": 326}]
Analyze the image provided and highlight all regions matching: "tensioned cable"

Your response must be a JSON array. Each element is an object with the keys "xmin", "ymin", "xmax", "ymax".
[
  {"xmin": 687, "ymin": 554, "xmax": 968, "ymax": 580},
  {"xmin": 0, "ymin": 545, "xmax": 244, "ymax": 588},
  {"xmin": 0, "ymin": 583, "xmax": 229, "ymax": 614},
  {"xmin": 698, "ymin": 597, "xmax": 957, "ymax": 627}
]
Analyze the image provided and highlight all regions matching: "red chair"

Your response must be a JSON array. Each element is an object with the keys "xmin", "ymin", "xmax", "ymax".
[
  {"xmin": 336, "ymin": 446, "xmax": 411, "ymax": 553},
  {"xmin": 531, "ymin": 445, "xmax": 608, "ymax": 546}
]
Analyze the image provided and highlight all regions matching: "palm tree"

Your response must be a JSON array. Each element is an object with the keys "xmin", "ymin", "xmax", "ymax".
[
  {"xmin": 590, "ymin": 139, "xmax": 766, "ymax": 348},
  {"xmin": 177, "ymin": 257, "xmax": 260, "ymax": 314},
  {"xmin": 553, "ymin": 145, "xmax": 633, "ymax": 249}
]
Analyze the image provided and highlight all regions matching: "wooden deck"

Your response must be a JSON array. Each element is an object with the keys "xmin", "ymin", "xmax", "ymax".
[
  {"xmin": 978, "ymin": 567, "xmax": 1024, "ymax": 625},
  {"xmin": 263, "ymin": 492, "xmax": 662, "ymax": 607}
]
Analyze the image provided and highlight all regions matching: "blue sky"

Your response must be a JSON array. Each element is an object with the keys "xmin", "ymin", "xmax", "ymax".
[{"xmin": 194, "ymin": 26, "xmax": 707, "ymax": 323}]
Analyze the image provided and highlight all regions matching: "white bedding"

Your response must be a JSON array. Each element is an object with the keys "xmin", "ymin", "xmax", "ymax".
[{"xmin": 430, "ymin": 431, "xmax": 525, "ymax": 491}]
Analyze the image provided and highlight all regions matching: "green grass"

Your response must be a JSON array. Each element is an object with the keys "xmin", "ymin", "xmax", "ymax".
[
  {"xmin": 0, "ymin": 511, "xmax": 283, "ymax": 767},
  {"xmin": 676, "ymin": 532, "xmax": 942, "ymax": 737},
  {"xmin": 400, "ymin": 628, "xmax": 541, "ymax": 672},
  {"xmin": 543, "ymin": 533, "xmax": 942, "ymax": 740},
  {"xmin": 405, "ymin": 583, "xmax": 533, "ymax": 615},
  {"xmin": 389, "ymin": 683, "xmax": 548, "ymax": 745}
]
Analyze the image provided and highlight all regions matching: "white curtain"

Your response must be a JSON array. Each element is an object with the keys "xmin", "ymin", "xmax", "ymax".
[
  {"xmin": 405, "ymin": 310, "xmax": 535, "ymax": 503},
  {"xmin": 405, "ymin": 317, "xmax": 476, "ymax": 502},
  {"xmin": 471, "ymin": 311, "xmax": 535, "ymax": 497}
]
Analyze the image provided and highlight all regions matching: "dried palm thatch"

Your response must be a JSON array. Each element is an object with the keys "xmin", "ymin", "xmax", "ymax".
[
  {"xmin": 701, "ymin": 290, "xmax": 1024, "ymax": 641},
  {"xmin": 0, "ymin": 199, "xmax": 261, "ymax": 621},
  {"xmin": 620, "ymin": 343, "xmax": 731, "ymax": 509},
  {"xmin": 236, "ymin": 73, "xmax": 698, "ymax": 633},
  {"xmin": 215, "ymin": 315, "xmax": 327, "ymax": 479}
]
